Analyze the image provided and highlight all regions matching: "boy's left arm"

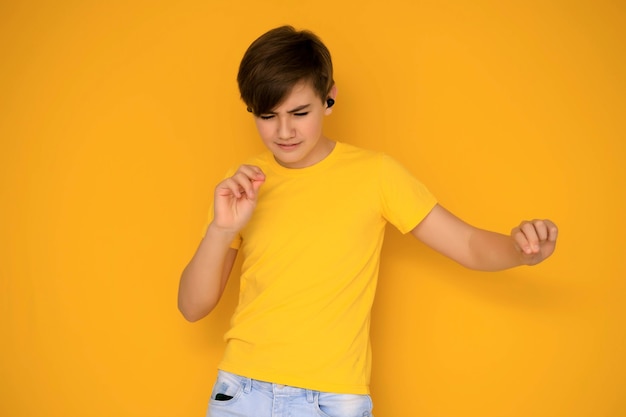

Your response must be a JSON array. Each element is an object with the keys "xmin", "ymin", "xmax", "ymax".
[{"xmin": 411, "ymin": 204, "xmax": 558, "ymax": 271}]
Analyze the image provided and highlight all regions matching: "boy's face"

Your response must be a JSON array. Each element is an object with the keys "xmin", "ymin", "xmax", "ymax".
[{"xmin": 253, "ymin": 81, "xmax": 334, "ymax": 169}]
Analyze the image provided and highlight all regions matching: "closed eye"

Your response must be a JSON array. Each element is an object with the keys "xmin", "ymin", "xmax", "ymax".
[{"xmin": 258, "ymin": 110, "xmax": 308, "ymax": 120}]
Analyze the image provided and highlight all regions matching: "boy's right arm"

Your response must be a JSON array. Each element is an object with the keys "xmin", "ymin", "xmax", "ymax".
[
  {"xmin": 177, "ymin": 228, "xmax": 239, "ymax": 322},
  {"xmin": 177, "ymin": 165, "xmax": 266, "ymax": 322}
]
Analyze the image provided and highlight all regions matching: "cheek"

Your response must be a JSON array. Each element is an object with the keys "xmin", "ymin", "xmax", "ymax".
[
  {"xmin": 255, "ymin": 122, "xmax": 274, "ymax": 140},
  {"xmin": 297, "ymin": 117, "xmax": 319, "ymax": 132},
  {"xmin": 304, "ymin": 119, "xmax": 323, "ymax": 136}
]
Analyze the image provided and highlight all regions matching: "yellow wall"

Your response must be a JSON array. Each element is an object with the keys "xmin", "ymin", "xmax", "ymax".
[{"xmin": 1, "ymin": 1, "xmax": 624, "ymax": 416}]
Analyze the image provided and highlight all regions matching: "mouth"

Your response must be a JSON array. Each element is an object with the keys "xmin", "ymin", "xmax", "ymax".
[{"xmin": 276, "ymin": 142, "xmax": 302, "ymax": 151}]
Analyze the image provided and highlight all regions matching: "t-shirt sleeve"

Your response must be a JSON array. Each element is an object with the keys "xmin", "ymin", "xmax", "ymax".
[{"xmin": 378, "ymin": 154, "xmax": 438, "ymax": 234}]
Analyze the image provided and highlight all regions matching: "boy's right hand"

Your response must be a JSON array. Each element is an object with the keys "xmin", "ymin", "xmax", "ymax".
[{"xmin": 212, "ymin": 165, "xmax": 266, "ymax": 233}]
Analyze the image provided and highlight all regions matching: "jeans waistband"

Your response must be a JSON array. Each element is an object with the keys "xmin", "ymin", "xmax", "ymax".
[{"xmin": 220, "ymin": 370, "xmax": 315, "ymax": 401}]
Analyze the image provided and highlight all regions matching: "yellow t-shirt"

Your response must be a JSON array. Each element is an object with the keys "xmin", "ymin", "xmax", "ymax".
[{"xmin": 214, "ymin": 142, "xmax": 437, "ymax": 394}]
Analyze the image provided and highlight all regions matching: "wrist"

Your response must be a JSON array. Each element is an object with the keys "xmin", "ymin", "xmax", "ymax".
[{"xmin": 205, "ymin": 222, "xmax": 239, "ymax": 242}]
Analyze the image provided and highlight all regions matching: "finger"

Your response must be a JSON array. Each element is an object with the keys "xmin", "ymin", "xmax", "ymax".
[
  {"xmin": 252, "ymin": 176, "xmax": 265, "ymax": 194},
  {"xmin": 511, "ymin": 226, "xmax": 531, "ymax": 255},
  {"xmin": 544, "ymin": 219, "xmax": 558, "ymax": 242},
  {"xmin": 229, "ymin": 173, "xmax": 256, "ymax": 199},
  {"xmin": 238, "ymin": 165, "xmax": 266, "ymax": 182},
  {"xmin": 532, "ymin": 219, "xmax": 549, "ymax": 241},
  {"xmin": 520, "ymin": 221, "xmax": 541, "ymax": 253},
  {"xmin": 217, "ymin": 178, "xmax": 245, "ymax": 198},
  {"xmin": 240, "ymin": 165, "xmax": 266, "ymax": 191},
  {"xmin": 235, "ymin": 166, "xmax": 266, "ymax": 199},
  {"xmin": 513, "ymin": 221, "xmax": 539, "ymax": 254}
]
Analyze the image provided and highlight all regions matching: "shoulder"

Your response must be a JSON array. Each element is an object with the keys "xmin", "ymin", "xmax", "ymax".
[
  {"xmin": 225, "ymin": 151, "xmax": 274, "ymax": 175},
  {"xmin": 336, "ymin": 142, "xmax": 411, "ymax": 174},
  {"xmin": 333, "ymin": 142, "xmax": 386, "ymax": 170},
  {"xmin": 335, "ymin": 142, "xmax": 379, "ymax": 159},
  {"xmin": 243, "ymin": 150, "xmax": 274, "ymax": 167}
]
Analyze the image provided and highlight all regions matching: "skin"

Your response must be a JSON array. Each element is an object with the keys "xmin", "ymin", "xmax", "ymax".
[
  {"xmin": 177, "ymin": 81, "xmax": 558, "ymax": 322},
  {"xmin": 254, "ymin": 81, "xmax": 337, "ymax": 169}
]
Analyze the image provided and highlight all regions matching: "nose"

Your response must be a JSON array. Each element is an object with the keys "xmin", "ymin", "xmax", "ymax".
[{"xmin": 277, "ymin": 116, "xmax": 294, "ymax": 140}]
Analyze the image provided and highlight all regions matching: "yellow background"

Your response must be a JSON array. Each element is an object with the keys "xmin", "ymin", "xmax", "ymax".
[{"xmin": 1, "ymin": 1, "xmax": 625, "ymax": 416}]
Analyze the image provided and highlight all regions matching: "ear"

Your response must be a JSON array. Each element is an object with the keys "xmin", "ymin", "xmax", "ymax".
[{"xmin": 324, "ymin": 84, "xmax": 338, "ymax": 115}]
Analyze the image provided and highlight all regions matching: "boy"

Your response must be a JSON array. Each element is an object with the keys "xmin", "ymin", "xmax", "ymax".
[{"xmin": 178, "ymin": 26, "xmax": 558, "ymax": 417}]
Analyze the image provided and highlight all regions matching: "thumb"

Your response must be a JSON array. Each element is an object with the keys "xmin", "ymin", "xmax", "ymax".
[{"xmin": 252, "ymin": 177, "xmax": 265, "ymax": 193}]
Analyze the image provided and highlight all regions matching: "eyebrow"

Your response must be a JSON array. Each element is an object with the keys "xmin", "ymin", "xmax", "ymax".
[{"xmin": 265, "ymin": 104, "xmax": 311, "ymax": 115}]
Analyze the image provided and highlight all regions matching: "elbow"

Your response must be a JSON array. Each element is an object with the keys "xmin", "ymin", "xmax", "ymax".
[
  {"xmin": 178, "ymin": 298, "xmax": 216, "ymax": 323},
  {"xmin": 179, "ymin": 308, "xmax": 204, "ymax": 323}
]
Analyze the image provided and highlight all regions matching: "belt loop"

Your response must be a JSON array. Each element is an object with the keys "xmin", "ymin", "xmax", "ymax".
[
  {"xmin": 243, "ymin": 376, "xmax": 253, "ymax": 394},
  {"xmin": 306, "ymin": 389, "xmax": 314, "ymax": 403}
]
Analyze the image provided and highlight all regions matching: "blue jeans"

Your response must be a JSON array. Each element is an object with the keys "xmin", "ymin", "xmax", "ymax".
[{"xmin": 206, "ymin": 370, "xmax": 374, "ymax": 417}]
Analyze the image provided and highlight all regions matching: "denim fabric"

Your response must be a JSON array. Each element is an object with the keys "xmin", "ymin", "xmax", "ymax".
[{"xmin": 206, "ymin": 370, "xmax": 373, "ymax": 417}]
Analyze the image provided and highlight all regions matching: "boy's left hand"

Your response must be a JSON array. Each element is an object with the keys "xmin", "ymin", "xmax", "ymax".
[{"xmin": 511, "ymin": 219, "xmax": 558, "ymax": 265}]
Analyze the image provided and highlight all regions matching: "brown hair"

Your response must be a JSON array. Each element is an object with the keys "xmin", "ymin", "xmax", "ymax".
[{"xmin": 237, "ymin": 26, "xmax": 334, "ymax": 115}]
